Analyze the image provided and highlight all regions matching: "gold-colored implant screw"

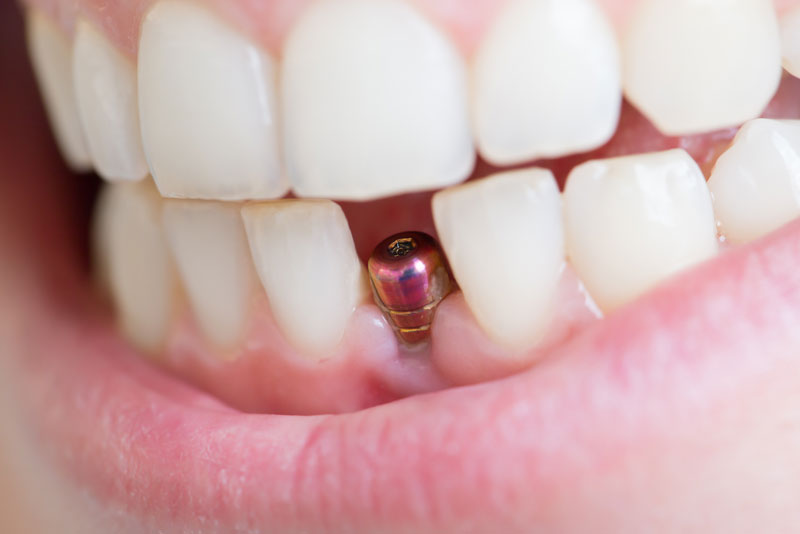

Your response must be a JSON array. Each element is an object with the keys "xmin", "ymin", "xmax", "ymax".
[{"xmin": 367, "ymin": 231, "xmax": 453, "ymax": 347}]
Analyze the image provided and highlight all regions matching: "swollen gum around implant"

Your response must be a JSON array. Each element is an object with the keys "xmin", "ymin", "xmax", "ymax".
[{"xmin": 367, "ymin": 231, "xmax": 454, "ymax": 347}]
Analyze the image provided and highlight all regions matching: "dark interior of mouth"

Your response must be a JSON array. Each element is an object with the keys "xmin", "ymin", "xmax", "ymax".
[{"xmin": 6, "ymin": 0, "xmax": 800, "ymax": 418}]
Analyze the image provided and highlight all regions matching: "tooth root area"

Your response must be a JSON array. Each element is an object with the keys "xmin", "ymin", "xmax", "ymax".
[
  {"xmin": 72, "ymin": 19, "xmax": 148, "ymax": 182},
  {"xmin": 433, "ymin": 169, "xmax": 565, "ymax": 351},
  {"xmin": 623, "ymin": 0, "xmax": 782, "ymax": 136},
  {"xmin": 162, "ymin": 200, "xmax": 256, "ymax": 352},
  {"xmin": 281, "ymin": 0, "xmax": 474, "ymax": 200},
  {"xmin": 241, "ymin": 199, "xmax": 365, "ymax": 359},
  {"xmin": 26, "ymin": 10, "xmax": 92, "ymax": 172},
  {"xmin": 780, "ymin": 7, "xmax": 800, "ymax": 78},
  {"xmin": 138, "ymin": 0, "xmax": 286, "ymax": 201},
  {"xmin": 96, "ymin": 181, "xmax": 179, "ymax": 354},
  {"xmin": 708, "ymin": 119, "xmax": 800, "ymax": 244},
  {"xmin": 472, "ymin": 0, "xmax": 621, "ymax": 165},
  {"xmin": 564, "ymin": 149, "xmax": 719, "ymax": 313}
]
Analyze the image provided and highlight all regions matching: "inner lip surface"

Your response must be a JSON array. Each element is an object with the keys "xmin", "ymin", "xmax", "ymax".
[{"xmin": 6, "ymin": 1, "xmax": 800, "ymax": 532}]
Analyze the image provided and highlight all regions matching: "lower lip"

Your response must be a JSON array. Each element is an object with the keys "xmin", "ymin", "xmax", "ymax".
[{"xmin": 13, "ymin": 212, "xmax": 800, "ymax": 530}]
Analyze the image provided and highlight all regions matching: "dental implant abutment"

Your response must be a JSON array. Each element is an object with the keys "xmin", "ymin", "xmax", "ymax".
[{"xmin": 368, "ymin": 232, "xmax": 454, "ymax": 347}]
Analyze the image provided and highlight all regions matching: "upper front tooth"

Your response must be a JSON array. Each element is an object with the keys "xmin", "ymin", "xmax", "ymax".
[
  {"xmin": 96, "ymin": 181, "xmax": 180, "ymax": 353},
  {"xmin": 26, "ymin": 11, "xmax": 91, "ymax": 172},
  {"xmin": 708, "ymin": 119, "xmax": 800, "ymax": 244},
  {"xmin": 622, "ymin": 0, "xmax": 782, "ymax": 136},
  {"xmin": 472, "ymin": 0, "xmax": 621, "ymax": 166},
  {"xmin": 138, "ymin": 1, "xmax": 286, "ymax": 200},
  {"xmin": 163, "ymin": 200, "xmax": 257, "ymax": 352},
  {"xmin": 281, "ymin": 0, "xmax": 474, "ymax": 200},
  {"xmin": 564, "ymin": 149, "xmax": 719, "ymax": 312},
  {"xmin": 241, "ymin": 200, "xmax": 366, "ymax": 359},
  {"xmin": 73, "ymin": 20, "xmax": 148, "ymax": 182},
  {"xmin": 780, "ymin": 7, "xmax": 800, "ymax": 78},
  {"xmin": 433, "ymin": 169, "xmax": 565, "ymax": 351}
]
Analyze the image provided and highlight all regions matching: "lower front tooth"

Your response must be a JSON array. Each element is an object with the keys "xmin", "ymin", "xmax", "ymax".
[
  {"xmin": 26, "ymin": 11, "xmax": 91, "ymax": 172},
  {"xmin": 780, "ymin": 7, "xmax": 800, "ymax": 78},
  {"xmin": 241, "ymin": 200, "xmax": 366, "ymax": 359},
  {"xmin": 72, "ymin": 20, "xmax": 148, "ymax": 182},
  {"xmin": 708, "ymin": 119, "xmax": 800, "ymax": 244},
  {"xmin": 162, "ymin": 200, "xmax": 257, "ymax": 352},
  {"xmin": 433, "ymin": 169, "xmax": 564, "ymax": 351},
  {"xmin": 564, "ymin": 149, "xmax": 719, "ymax": 312},
  {"xmin": 96, "ymin": 181, "xmax": 180, "ymax": 353}
]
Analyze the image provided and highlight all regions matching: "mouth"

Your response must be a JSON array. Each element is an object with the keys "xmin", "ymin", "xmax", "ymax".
[{"xmin": 5, "ymin": 0, "xmax": 800, "ymax": 531}]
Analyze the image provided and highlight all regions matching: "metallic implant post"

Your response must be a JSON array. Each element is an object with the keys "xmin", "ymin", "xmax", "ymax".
[{"xmin": 367, "ymin": 231, "xmax": 454, "ymax": 347}]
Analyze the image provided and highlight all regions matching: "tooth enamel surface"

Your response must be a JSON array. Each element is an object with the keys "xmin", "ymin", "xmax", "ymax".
[
  {"xmin": 26, "ymin": 11, "xmax": 91, "ymax": 172},
  {"xmin": 242, "ymin": 200, "xmax": 366, "ymax": 358},
  {"xmin": 281, "ymin": 0, "xmax": 474, "ymax": 200},
  {"xmin": 708, "ymin": 119, "xmax": 800, "ymax": 244},
  {"xmin": 73, "ymin": 20, "xmax": 148, "ymax": 182},
  {"xmin": 138, "ymin": 1, "xmax": 286, "ymax": 200},
  {"xmin": 780, "ymin": 7, "xmax": 800, "ymax": 78},
  {"xmin": 472, "ymin": 0, "xmax": 621, "ymax": 165},
  {"xmin": 433, "ymin": 169, "xmax": 564, "ymax": 350},
  {"xmin": 98, "ymin": 181, "xmax": 179, "ymax": 353},
  {"xmin": 163, "ymin": 201, "xmax": 256, "ymax": 351},
  {"xmin": 623, "ymin": 0, "xmax": 782, "ymax": 136},
  {"xmin": 564, "ymin": 149, "xmax": 719, "ymax": 312}
]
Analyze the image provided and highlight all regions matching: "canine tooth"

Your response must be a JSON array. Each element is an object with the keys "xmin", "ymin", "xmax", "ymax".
[
  {"xmin": 26, "ymin": 11, "xmax": 91, "ymax": 172},
  {"xmin": 564, "ymin": 149, "xmax": 718, "ymax": 312},
  {"xmin": 623, "ymin": 0, "xmax": 782, "ymax": 135},
  {"xmin": 708, "ymin": 119, "xmax": 800, "ymax": 244},
  {"xmin": 242, "ymin": 200, "xmax": 366, "ymax": 358},
  {"xmin": 100, "ymin": 182, "xmax": 179, "ymax": 353},
  {"xmin": 138, "ymin": 1, "xmax": 286, "ymax": 200},
  {"xmin": 780, "ymin": 7, "xmax": 800, "ymax": 77},
  {"xmin": 472, "ymin": 0, "xmax": 621, "ymax": 165},
  {"xmin": 73, "ymin": 20, "xmax": 148, "ymax": 182},
  {"xmin": 433, "ymin": 169, "xmax": 564, "ymax": 350},
  {"xmin": 282, "ymin": 0, "xmax": 474, "ymax": 200},
  {"xmin": 163, "ymin": 201, "xmax": 257, "ymax": 351}
]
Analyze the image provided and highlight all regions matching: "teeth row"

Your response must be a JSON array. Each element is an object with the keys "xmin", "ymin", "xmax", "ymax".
[
  {"xmin": 28, "ymin": 0, "xmax": 797, "ymax": 201},
  {"xmin": 98, "ymin": 121, "xmax": 800, "ymax": 356}
]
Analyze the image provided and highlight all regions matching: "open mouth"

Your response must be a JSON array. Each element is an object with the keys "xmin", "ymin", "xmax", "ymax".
[{"xmin": 5, "ymin": 0, "xmax": 800, "ymax": 531}]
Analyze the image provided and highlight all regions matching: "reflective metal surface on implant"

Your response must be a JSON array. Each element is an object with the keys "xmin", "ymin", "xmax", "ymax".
[{"xmin": 367, "ymin": 231, "xmax": 453, "ymax": 347}]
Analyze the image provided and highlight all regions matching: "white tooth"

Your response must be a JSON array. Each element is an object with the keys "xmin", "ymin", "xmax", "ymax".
[
  {"xmin": 708, "ymin": 119, "xmax": 800, "ymax": 244},
  {"xmin": 101, "ymin": 181, "xmax": 179, "ymax": 353},
  {"xmin": 622, "ymin": 0, "xmax": 782, "ymax": 136},
  {"xmin": 564, "ymin": 149, "xmax": 719, "ymax": 312},
  {"xmin": 26, "ymin": 11, "xmax": 91, "ymax": 172},
  {"xmin": 433, "ymin": 169, "xmax": 564, "ymax": 350},
  {"xmin": 241, "ymin": 200, "xmax": 366, "ymax": 358},
  {"xmin": 780, "ymin": 7, "xmax": 800, "ymax": 78},
  {"xmin": 281, "ymin": 0, "xmax": 474, "ymax": 200},
  {"xmin": 73, "ymin": 20, "xmax": 148, "ymax": 182},
  {"xmin": 163, "ymin": 201, "xmax": 257, "ymax": 351},
  {"xmin": 138, "ymin": 1, "xmax": 286, "ymax": 200},
  {"xmin": 472, "ymin": 0, "xmax": 621, "ymax": 165}
]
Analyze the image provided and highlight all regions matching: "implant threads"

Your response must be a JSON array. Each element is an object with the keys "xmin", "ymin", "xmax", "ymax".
[{"xmin": 367, "ymin": 231, "xmax": 453, "ymax": 347}]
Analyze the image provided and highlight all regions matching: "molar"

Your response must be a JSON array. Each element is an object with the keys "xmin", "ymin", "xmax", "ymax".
[
  {"xmin": 433, "ymin": 169, "xmax": 565, "ymax": 351},
  {"xmin": 623, "ymin": 0, "xmax": 782, "ymax": 136},
  {"xmin": 780, "ymin": 7, "xmax": 800, "ymax": 78},
  {"xmin": 472, "ymin": 0, "xmax": 621, "ymax": 165},
  {"xmin": 73, "ymin": 19, "xmax": 148, "ymax": 182},
  {"xmin": 241, "ymin": 200, "xmax": 367, "ymax": 359},
  {"xmin": 564, "ymin": 149, "xmax": 719, "ymax": 312},
  {"xmin": 26, "ymin": 11, "xmax": 91, "ymax": 172},
  {"xmin": 163, "ymin": 200, "xmax": 258, "ymax": 352},
  {"xmin": 281, "ymin": 0, "xmax": 474, "ymax": 200},
  {"xmin": 708, "ymin": 118, "xmax": 800, "ymax": 244},
  {"xmin": 138, "ymin": 1, "xmax": 286, "ymax": 200}
]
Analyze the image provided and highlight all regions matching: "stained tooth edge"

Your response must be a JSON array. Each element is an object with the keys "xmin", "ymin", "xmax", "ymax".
[
  {"xmin": 433, "ymin": 169, "xmax": 565, "ymax": 351},
  {"xmin": 241, "ymin": 199, "xmax": 367, "ymax": 359},
  {"xmin": 564, "ymin": 149, "xmax": 719, "ymax": 312}
]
